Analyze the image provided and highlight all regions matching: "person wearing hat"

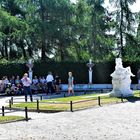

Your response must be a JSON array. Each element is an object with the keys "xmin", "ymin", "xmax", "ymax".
[{"xmin": 21, "ymin": 73, "xmax": 33, "ymax": 102}]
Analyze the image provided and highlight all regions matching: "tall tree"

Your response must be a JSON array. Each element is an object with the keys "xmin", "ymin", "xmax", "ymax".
[
  {"xmin": 0, "ymin": 6, "xmax": 28, "ymax": 59},
  {"xmin": 85, "ymin": 0, "xmax": 114, "ymax": 61},
  {"xmin": 109, "ymin": 0, "xmax": 136, "ymax": 57},
  {"xmin": 124, "ymin": 12, "xmax": 140, "ymax": 61}
]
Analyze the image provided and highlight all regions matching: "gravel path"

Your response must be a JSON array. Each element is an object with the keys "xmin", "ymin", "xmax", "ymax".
[{"xmin": 0, "ymin": 96, "xmax": 140, "ymax": 140}]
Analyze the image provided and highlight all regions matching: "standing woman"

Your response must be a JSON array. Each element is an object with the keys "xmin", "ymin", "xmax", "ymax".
[{"xmin": 68, "ymin": 72, "xmax": 74, "ymax": 96}]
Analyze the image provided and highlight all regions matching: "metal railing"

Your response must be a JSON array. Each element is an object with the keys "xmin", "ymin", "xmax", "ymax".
[
  {"xmin": 0, "ymin": 105, "xmax": 29, "ymax": 121},
  {"xmin": 6, "ymin": 95, "xmax": 126, "ymax": 113}
]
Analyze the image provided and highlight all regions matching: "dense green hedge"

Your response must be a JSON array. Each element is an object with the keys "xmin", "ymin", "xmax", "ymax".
[
  {"xmin": 0, "ymin": 61, "xmax": 139, "ymax": 84},
  {"xmin": 0, "ymin": 63, "xmax": 26, "ymax": 78}
]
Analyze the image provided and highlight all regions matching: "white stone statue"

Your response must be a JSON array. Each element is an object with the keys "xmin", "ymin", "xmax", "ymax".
[
  {"xmin": 110, "ymin": 58, "xmax": 134, "ymax": 97},
  {"xmin": 26, "ymin": 59, "xmax": 34, "ymax": 82},
  {"xmin": 87, "ymin": 59, "xmax": 94, "ymax": 84},
  {"xmin": 26, "ymin": 59, "xmax": 34, "ymax": 72}
]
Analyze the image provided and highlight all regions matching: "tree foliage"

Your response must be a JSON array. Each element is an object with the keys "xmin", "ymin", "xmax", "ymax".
[{"xmin": 0, "ymin": 0, "xmax": 139, "ymax": 62}]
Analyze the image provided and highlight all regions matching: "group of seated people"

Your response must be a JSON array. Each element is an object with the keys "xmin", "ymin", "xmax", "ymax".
[{"xmin": 0, "ymin": 75, "xmax": 61, "ymax": 95}]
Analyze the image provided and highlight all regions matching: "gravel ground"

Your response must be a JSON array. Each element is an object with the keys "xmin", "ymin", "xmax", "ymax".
[{"xmin": 0, "ymin": 96, "xmax": 140, "ymax": 140}]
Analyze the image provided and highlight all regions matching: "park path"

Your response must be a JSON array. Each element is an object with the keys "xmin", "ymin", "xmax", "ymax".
[{"xmin": 0, "ymin": 96, "xmax": 140, "ymax": 140}]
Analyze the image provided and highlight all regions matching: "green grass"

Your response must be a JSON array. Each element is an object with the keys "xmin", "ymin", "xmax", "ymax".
[
  {"xmin": 133, "ymin": 90, "xmax": 140, "ymax": 97},
  {"xmin": 8, "ymin": 94, "xmax": 124, "ymax": 110},
  {"xmin": 41, "ymin": 93, "xmax": 100, "ymax": 102},
  {"xmin": 0, "ymin": 116, "xmax": 25, "ymax": 123},
  {"xmin": 9, "ymin": 91, "xmax": 140, "ymax": 111}
]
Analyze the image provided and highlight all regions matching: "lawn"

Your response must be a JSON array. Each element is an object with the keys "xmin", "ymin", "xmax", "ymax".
[
  {"xmin": 10, "ymin": 91, "xmax": 138, "ymax": 111},
  {"xmin": 0, "ymin": 116, "xmax": 25, "ymax": 123}
]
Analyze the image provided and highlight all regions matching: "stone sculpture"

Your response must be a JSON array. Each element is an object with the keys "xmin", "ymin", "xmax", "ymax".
[{"xmin": 110, "ymin": 58, "xmax": 134, "ymax": 97}]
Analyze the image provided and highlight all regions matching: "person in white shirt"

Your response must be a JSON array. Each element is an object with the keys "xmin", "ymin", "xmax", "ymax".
[
  {"xmin": 21, "ymin": 73, "xmax": 33, "ymax": 102},
  {"xmin": 46, "ymin": 72, "xmax": 54, "ymax": 94}
]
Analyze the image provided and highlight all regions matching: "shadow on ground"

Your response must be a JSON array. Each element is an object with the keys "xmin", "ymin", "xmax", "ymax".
[{"xmin": 124, "ymin": 96, "xmax": 140, "ymax": 103}]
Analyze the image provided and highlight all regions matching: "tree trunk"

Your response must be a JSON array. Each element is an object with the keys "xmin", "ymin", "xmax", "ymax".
[
  {"xmin": 75, "ymin": 44, "xmax": 82, "ymax": 61},
  {"xmin": 0, "ymin": 47, "xmax": 5, "ymax": 58},
  {"xmin": 20, "ymin": 40, "xmax": 27, "ymax": 58},
  {"xmin": 41, "ymin": 42, "xmax": 46, "ymax": 60},
  {"xmin": 26, "ymin": 39, "xmax": 33, "ymax": 57},
  {"xmin": 4, "ymin": 39, "xmax": 8, "ymax": 60},
  {"xmin": 59, "ymin": 41, "xmax": 65, "ymax": 61},
  {"xmin": 120, "ymin": 0, "xmax": 124, "ymax": 57},
  {"xmin": 39, "ymin": 0, "xmax": 46, "ymax": 61},
  {"xmin": 90, "ymin": 5, "xmax": 97, "ymax": 56}
]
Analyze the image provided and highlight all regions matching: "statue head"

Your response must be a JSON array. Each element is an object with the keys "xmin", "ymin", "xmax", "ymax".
[{"xmin": 26, "ymin": 59, "xmax": 34, "ymax": 71}]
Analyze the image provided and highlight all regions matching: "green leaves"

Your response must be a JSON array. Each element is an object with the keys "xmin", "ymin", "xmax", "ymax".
[{"xmin": 0, "ymin": 0, "xmax": 139, "ymax": 62}]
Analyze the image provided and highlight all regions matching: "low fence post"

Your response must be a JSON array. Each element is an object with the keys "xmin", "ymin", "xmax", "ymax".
[
  {"xmin": 98, "ymin": 96, "xmax": 101, "ymax": 106},
  {"xmin": 121, "ymin": 94, "xmax": 123, "ymax": 103},
  {"xmin": 25, "ymin": 107, "xmax": 28, "ymax": 121},
  {"xmin": 70, "ymin": 101, "xmax": 73, "ymax": 112},
  {"xmin": 40, "ymin": 96, "xmax": 43, "ymax": 101},
  {"xmin": 37, "ymin": 100, "xmax": 39, "ymax": 113},
  {"xmin": 11, "ymin": 97, "xmax": 13, "ymax": 105},
  {"xmin": 9, "ymin": 100, "xmax": 11, "ymax": 110},
  {"xmin": 2, "ymin": 106, "xmax": 4, "ymax": 116},
  {"xmin": 84, "ymin": 90, "xmax": 86, "ymax": 95}
]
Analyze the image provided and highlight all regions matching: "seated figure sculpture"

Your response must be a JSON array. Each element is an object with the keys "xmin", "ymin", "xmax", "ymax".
[{"xmin": 110, "ymin": 58, "xmax": 134, "ymax": 97}]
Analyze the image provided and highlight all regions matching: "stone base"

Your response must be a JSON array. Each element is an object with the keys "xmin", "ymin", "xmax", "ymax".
[{"xmin": 110, "ymin": 90, "xmax": 134, "ymax": 97}]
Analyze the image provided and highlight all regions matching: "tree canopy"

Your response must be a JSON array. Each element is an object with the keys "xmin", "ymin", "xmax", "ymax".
[{"xmin": 0, "ymin": 0, "xmax": 139, "ymax": 62}]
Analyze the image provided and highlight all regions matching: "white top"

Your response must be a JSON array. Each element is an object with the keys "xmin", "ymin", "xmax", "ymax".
[
  {"xmin": 40, "ymin": 78, "xmax": 46, "ymax": 84},
  {"xmin": 4, "ymin": 79, "xmax": 9, "ymax": 85},
  {"xmin": 32, "ymin": 79, "xmax": 38, "ymax": 84},
  {"xmin": 46, "ymin": 74, "xmax": 54, "ymax": 83},
  {"xmin": 21, "ymin": 77, "xmax": 31, "ymax": 87}
]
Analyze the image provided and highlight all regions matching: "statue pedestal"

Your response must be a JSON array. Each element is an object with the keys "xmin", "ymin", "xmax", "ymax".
[
  {"xmin": 110, "ymin": 79, "xmax": 133, "ymax": 97},
  {"xmin": 87, "ymin": 59, "xmax": 94, "ymax": 84},
  {"xmin": 28, "ymin": 70, "xmax": 33, "ymax": 82},
  {"xmin": 89, "ymin": 70, "xmax": 92, "ymax": 84},
  {"xmin": 26, "ymin": 59, "xmax": 34, "ymax": 83},
  {"xmin": 110, "ymin": 90, "xmax": 133, "ymax": 97}
]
